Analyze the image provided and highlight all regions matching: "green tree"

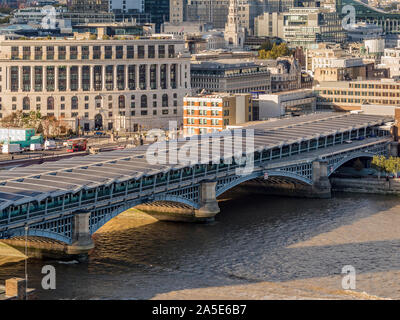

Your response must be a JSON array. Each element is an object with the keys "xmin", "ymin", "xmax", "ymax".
[{"xmin": 258, "ymin": 43, "xmax": 294, "ymax": 60}]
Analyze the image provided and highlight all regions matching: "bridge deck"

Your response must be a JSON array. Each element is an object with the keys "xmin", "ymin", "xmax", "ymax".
[{"xmin": 0, "ymin": 113, "xmax": 392, "ymax": 210}]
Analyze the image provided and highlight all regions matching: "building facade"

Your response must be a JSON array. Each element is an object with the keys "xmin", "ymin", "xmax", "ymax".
[
  {"xmin": 283, "ymin": 8, "xmax": 346, "ymax": 49},
  {"xmin": 314, "ymin": 79, "xmax": 400, "ymax": 111},
  {"xmin": 191, "ymin": 60, "xmax": 271, "ymax": 95},
  {"xmin": 257, "ymin": 89, "xmax": 316, "ymax": 119},
  {"xmin": 254, "ymin": 12, "xmax": 284, "ymax": 38},
  {"xmin": 183, "ymin": 93, "xmax": 252, "ymax": 136},
  {"xmin": 0, "ymin": 36, "xmax": 191, "ymax": 131}
]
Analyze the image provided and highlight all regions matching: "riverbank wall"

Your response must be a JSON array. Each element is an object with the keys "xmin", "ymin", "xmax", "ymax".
[{"xmin": 331, "ymin": 177, "xmax": 400, "ymax": 195}]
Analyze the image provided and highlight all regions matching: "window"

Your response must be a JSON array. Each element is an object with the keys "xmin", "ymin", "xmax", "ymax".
[
  {"xmin": 71, "ymin": 96, "xmax": 78, "ymax": 110},
  {"xmin": 11, "ymin": 46, "xmax": 19, "ymax": 60},
  {"xmin": 70, "ymin": 46, "xmax": 78, "ymax": 59},
  {"xmin": 82, "ymin": 46, "xmax": 89, "ymax": 59},
  {"xmin": 105, "ymin": 46, "xmax": 113, "ymax": 59},
  {"xmin": 58, "ymin": 46, "xmax": 66, "ymax": 60},
  {"xmin": 116, "ymin": 46, "xmax": 123, "ymax": 59},
  {"xmin": 93, "ymin": 46, "xmax": 101, "ymax": 59},
  {"xmin": 158, "ymin": 45, "xmax": 165, "ymax": 58},
  {"xmin": 47, "ymin": 97, "xmax": 54, "ymax": 110},
  {"xmin": 141, "ymin": 95, "xmax": 148, "ymax": 108},
  {"xmin": 162, "ymin": 94, "xmax": 168, "ymax": 107},
  {"xmin": 23, "ymin": 47, "xmax": 31, "ymax": 60},
  {"xmin": 23, "ymin": 97, "xmax": 30, "ymax": 110},
  {"xmin": 148, "ymin": 45, "xmax": 155, "ymax": 58},
  {"xmin": 35, "ymin": 46, "xmax": 43, "ymax": 60},
  {"xmin": 127, "ymin": 46, "xmax": 134, "ymax": 59},
  {"xmin": 118, "ymin": 95, "xmax": 125, "ymax": 109},
  {"xmin": 138, "ymin": 46, "xmax": 145, "ymax": 59}
]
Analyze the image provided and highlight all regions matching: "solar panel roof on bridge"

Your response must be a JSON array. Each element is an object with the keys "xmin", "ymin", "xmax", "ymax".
[{"xmin": 0, "ymin": 113, "xmax": 392, "ymax": 208}]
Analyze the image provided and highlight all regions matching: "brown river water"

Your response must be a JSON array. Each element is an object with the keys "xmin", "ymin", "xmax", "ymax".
[{"xmin": 0, "ymin": 191, "xmax": 399, "ymax": 300}]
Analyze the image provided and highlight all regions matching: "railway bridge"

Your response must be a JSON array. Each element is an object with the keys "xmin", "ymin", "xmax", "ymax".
[{"xmin": 0, "ymin": 113, "xmax": 396, "ymax": 255}]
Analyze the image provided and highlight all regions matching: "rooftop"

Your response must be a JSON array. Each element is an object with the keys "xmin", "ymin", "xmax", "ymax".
[{"xmin": 0, "ymin": 113, "xmax": 392, "ymax": 209}]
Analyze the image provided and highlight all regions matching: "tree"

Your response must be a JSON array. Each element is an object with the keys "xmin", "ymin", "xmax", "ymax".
[
  {"xmin": 258, "ymin": 43, "xmax": 294, "ymax": 60},
  {"xmin": 372, "ymin": 155, "xmax": 400, "ymax": 178}
]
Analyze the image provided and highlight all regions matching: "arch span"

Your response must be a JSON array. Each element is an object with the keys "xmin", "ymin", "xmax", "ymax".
[
  {"xmin": 89, "ymin": 195, "xmax": 201, "ymax": 235},
  {"xmin": 216, "ymin": 170, "xmax": 313, "ymax": 197},
  {"xmin": 8, "ymin": 228, "xmax": 72, "ymax": 244},
  {"xmin": 328, "ymin": 152, "xmax": 375, "ymax": 177}
]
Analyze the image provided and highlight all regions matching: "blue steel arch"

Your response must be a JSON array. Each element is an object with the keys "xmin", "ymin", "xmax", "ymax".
[
  {"xmin": 328, "ymin": 152, "xmax": 375, "ymax": 177},
  {"xmin": 90, "ymin": 198, "xmax": 144, "ymax": 235},
  {"xmin": 153, "ymin": 195, "xmax": 201, "ymax": 210},
  {"xmin": 89, "ymin": 193, "xmax": 202, "ymax": 235},
  {"xmin": 7, "ymin": 228, "xmax": 72, "ymax": 244},
  {"xmin": 216, "ymin": 169, "xmax": 313, "ymax": 197}
]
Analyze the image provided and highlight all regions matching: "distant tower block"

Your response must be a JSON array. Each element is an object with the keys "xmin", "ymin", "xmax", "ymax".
[{"xmin": 224, "ymin": 0, "xmax": 245, "ymax": 48}]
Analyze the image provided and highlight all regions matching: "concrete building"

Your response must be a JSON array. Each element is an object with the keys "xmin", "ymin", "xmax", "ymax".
[
  {"xmin": 258, "ymin": 58, "xmax": 302, "ymax": 93},
  {"xmin": 257, "ymin": 89, "xmax": 316, "ymax": 119},
  {"xmin": 69, "ymin": 0, "xmax": 144, "ymax": 13},
  {"xmin": 183, "ymin": 92, "xmax": 252, "ymax": 136},
  {"xmin": 0, "ymin": 35, "xmax": 191, "ymax": 131},
  {"xmin": 315, "ymin": 79, "xmax": 400, "ymax": 111},
  {"xmin": 190, "ymin": 60, "xmax": 271, "ymax": 94},
  {"xmin": 282, "ymin": 8, "xmax": 346, "ymax": 49},
  {"xmin": 186, "ymin": 0, "xmax": 229, "ymax": 29},
  {"xmin": 170, "ymin": 0, "xmax": 187, "ymax": 24},
  {"xmin": 254, "ymin": 12, "xmax": 284, "ymax": 38},
  {"xmin": 314, "ymin": 62, "xmax": 389, "ymax": 83},
  {"xmin": 347, "ymin": 23, "xmax": 383, "ymax": 42},
  {"xmin": 380, "ymin": 45, "xmax": 400, "ymax": 78}
]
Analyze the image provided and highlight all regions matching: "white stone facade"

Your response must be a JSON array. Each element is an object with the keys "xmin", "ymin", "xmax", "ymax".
[{"xmin": 0, "ymin": 37, "xmax": 191, "ymax": 131}]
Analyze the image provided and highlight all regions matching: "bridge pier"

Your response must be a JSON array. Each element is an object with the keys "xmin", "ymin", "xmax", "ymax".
[
  {"xmin": 311, "ymin": 160, "xmax": 332, "ymax": 199},
  {"xmin": 66, "ymin": 210, "xmax": 94, "ymax": 257},
  {"xmin": 137, "ymin": 181, "xmax": 220, "ymax": 223},
  {"xmin": 194, "ymin": 181, "xmax": 220, "ymax": 221},
  {"xmin": 388, "ymin": 141, "xmax": 399, "ymax": 157}
]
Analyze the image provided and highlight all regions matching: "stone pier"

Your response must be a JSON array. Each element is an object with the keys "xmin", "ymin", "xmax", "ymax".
[
  {"xmin": 66, "ymin": 210, "xmax": 95, "ymax": 256},
  {"xmin": 311, "ymin": 160, "xmax": 332, "ymax": 199},
  {"xmin": 388, "ymin": 141, "xmax": 399, "ymax": 157}
]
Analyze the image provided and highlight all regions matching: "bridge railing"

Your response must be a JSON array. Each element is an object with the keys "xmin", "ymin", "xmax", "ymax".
[{"xmin": 0, "ymin": 130, "xmax": 391, "ymax": 230}]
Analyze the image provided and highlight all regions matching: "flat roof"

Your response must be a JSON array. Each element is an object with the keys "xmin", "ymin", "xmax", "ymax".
[{"xmin": 0, "ymin": 112, "xmax": 392, "ymax": 209}]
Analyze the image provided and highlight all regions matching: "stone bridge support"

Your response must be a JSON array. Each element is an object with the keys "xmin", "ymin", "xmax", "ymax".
[
  {"xmin": 311, "ymin": 160, "xmax": 332, "ymax": 199},
  {"xmin": 195, "ymin": 181, "xmax": 220, "ymax": 221},
  {"xmin": 388, "ymin": 141, "xmax": 399, "ymax": 157},
  {"xmin": 66, "ymin": 210, "xmax": 94, "ymax": 256}
]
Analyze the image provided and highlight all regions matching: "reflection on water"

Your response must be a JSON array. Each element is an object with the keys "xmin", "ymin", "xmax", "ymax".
[{"xmin": 0, "ymin": 191, "xmax": 399, "ymax": 300}]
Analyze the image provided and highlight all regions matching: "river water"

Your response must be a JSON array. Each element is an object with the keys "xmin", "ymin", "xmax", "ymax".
[{"xmin": 0, "ymin": 191, "xmax": 399, "ymax": 300}]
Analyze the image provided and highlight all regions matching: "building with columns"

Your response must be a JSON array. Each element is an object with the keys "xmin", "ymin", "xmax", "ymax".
[{"xmin": 0, "ymin": 35, "xmax": 191, "ymax": 131}]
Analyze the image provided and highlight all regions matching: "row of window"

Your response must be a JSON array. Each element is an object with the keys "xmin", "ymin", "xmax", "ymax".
[
  {"xmin": 11, "ymin": 44, "xmax": 176, "ymax": 61},
  {"xmin": 348, "ymin": 83, "xmax": 400, "ymax": 90},
  {"xmin": 0, "ymin": 109, "xmax": 177, "ymax": 120},
  {"xmin": 318, "ymin": 97, "xmax": 400, "ymax": 105},
  {"xmin": 9, "ymin": 64, "xmax": 180, "ymax": 92},
  {"xmin": 320, "ymin": 89, "xmax": 400, "ymax": 97},
  {"xmin": 5, "ymin": 94, "xmax": 178, "ymax": 112},
  {"xmin": 185, "ymin": 118, "xmax": 221, "ymax": 125}
]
